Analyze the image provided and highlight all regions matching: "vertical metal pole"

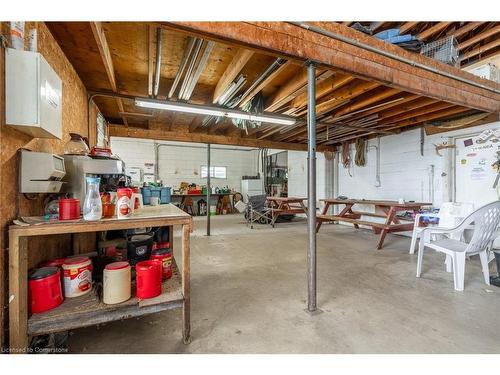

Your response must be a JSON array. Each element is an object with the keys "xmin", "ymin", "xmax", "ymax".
[
  {"xmin": 207, "ymin": 143, "xmax": 211, "ymax": 236},
  {"xmin": 306, "ymin": 62, "xmax": 317, "ymax": 312}
]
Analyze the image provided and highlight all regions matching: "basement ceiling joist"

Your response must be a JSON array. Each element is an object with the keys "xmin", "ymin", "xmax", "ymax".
[
  {"xmin": 163, "ymin": 22, "xmax": 500, "ymax": 113},
  {"xmin": 47, "ymin": 21, "xmax": 499, "ymax": 149}
]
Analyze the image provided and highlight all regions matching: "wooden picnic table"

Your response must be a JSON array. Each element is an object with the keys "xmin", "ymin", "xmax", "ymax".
[
  {"xmin": 266, "ymin": 196, "xmax": 308, "ymax": 227},
  {"xmin": 316, "ymin": 199, "xmax": 431, "ymax": 249}
]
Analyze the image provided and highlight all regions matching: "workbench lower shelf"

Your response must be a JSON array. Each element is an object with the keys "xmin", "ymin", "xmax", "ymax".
[{"xmin": 28, "ymin": 263, "xmax": 183, "ymax": 336}]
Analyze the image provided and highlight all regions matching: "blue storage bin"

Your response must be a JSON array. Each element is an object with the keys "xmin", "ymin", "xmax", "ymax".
[{"xmin": 141, "ymin": 187, "xmax": 171, "ymax": 205}]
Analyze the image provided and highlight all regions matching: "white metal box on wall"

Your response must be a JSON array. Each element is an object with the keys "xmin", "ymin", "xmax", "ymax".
[{"xmin": 5, "ymin": 48, "xmax": 63, "ymax": 139}]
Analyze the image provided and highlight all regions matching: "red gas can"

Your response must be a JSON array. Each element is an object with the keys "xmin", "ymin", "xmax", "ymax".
[
  {"xmin": 150, "ymin": 248, "xmax": 173, "ymax": 280},
  {"xmin": 135, "ymin": 260, "xmax": 162, "ymax": 299},
  {"xmin": 29, "ymin": 267, "xmax": 64, "ymax": 314}
]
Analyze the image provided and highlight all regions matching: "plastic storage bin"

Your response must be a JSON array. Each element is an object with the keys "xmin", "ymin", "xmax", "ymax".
[{"xmin": 141, "ymin": 187, "xmax": 171, "ymax": 205}]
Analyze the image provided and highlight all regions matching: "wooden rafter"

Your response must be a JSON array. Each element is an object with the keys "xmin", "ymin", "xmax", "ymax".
[
  {"xmin": 417, "ymin": 22, "xmax": 452, "ymax": 41},
  {"xmin": 384, "ymin": 106, "xmax": 471, "ymax": 131},
  {"xmin": 163, "ymin": 22, "xmax": 500, "ymax": 113},
  {"xmin": 380, "ymin": 102, "xmax": 455, "ymax": 126},
  {"xmin": 399, "ymin": 22, "xmax": 419, "ymax": 35},
  {"xmin": 449, "ymin": 22, "xmax": 484, "ymax": 40},
  {"xmin": 265, "ymin": 67, "xmax": 313, "ymax": 111},
  {"xmin": 331, "ymin": 87, "xmax": 400, "ymax": 118},
  {"xmin": 238, "ymin": 60, "xmax": 292, "ymax": 108},
  {"xmin": 89, "ymin": 22, "xmax": 128, "ymax": 126},
  {"xmin": 109, "ymin": 124, "xmax": 335, "ymax": 152},
  {"xmin": 285, "ymin": 73, "xmax": 354, "ymax": 115},
  {"xmin": 315, "ymin": 80, "xmax": 380, "ymax": 116},
  {"xmin": 459, "ymin": 24, "xmax": 500, "ymax": 50},
  {"xmin": 461, "ymin": 38, "xmax": 500, "ymax": 61},
  {"xmin": 212, "ymin": 48, "xmax": 254, "ymax": 103}
]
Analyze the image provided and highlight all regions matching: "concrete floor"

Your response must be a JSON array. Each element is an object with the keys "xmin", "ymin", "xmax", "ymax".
[{"xmin": 68, "ymin": 215, "xmax": 500, "ymax": 353}]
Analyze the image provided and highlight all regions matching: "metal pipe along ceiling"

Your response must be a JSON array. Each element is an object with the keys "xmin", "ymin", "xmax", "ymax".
[
  {"xmin": 168, "ymin": 37, "xmax": 196, "ymax": 99},
  {"xmin": 178, "ymin": 38, "xmax": 203, "ymax": 100},
  {"xmin": 182, "ymin": 41, "xmax": 215, "ymax": 100},
  {"xmin": 153, "ymin": 28, "xmax": 162, "ymax": 98},
  {"xmin": 289, "ymin": 22, "xmax": 500, "ymax": 95}
]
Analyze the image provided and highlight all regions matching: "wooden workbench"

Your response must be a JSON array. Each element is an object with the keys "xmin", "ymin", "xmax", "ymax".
[
  {"xmin": 8, "ymin": 204, "xmax": 192, "ymax": 351},
  {"xmin": 316, "ymin": 199, "xmax": 431, "ymax": 249},
  {"xmin": 172, "ymin": 192, "xmax": 235, "ymax": 215},
  {"xmin": 266, "ymin": 197, "xmax": 308, "ymax": 227}
]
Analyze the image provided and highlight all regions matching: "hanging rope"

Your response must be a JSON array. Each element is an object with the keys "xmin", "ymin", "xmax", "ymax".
[
  {"xmin": 355, "ymin": 138, "xmax": 367, "ymax": 167},
  {"xmin": 341, "ymin": 142, "xmax": 351, "ymax": 169}
]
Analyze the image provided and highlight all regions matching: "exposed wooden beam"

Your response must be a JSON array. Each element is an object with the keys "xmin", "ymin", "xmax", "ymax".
[
  {"xmin": 109, "ymin": 124, "xmax": 335, "ymax": 152},
  {"xmin": 238, "ymin": 60, "xmax": 292, "ymax": 108},
  {"xmin": 89, "ymin": 22, "xmax": 128, "ymax": 126},
  {"xmin": 399, "ymin": 22, "xmax": 419, "ymax": 35},
  {"xmin": 212, "ymin": 48, "xmax": 254, "ymax": 103},
  {"xmin": 327, "ymin": 107, "xmax": 471, "ymax": 144},
  {"xmin": 315, "ymin": 80, "xmax": 380, "ymax": 116},
  {"xmin": 90, "ymin": 22, "xmax": 117, "ymax": 91},
  {"xmin": 330, "ymin": 94, "xmax": 419, "ymax": 123},
  {"xmin": 459, "ymin": 24, "xmax": 500, "ymax": 50},
  {"xmin": 460, "ymin": 38, "xmax": 500, "ymax": 61},
  {"xmin": 332, "ymin": 87, "xmax": 400, "ymax": 117},
  {"xmin": 286, "ymin": 73, "xmax": 354, "ymax": 114},
  {"xmin": 384, "ymin": 106, "xmax": 471, "ymax": 131},
  {"xmin": 163, "ymin": 22, "xmax": 500, "ymax": 113},
  {"xmin": 265, "ymin": 67, "xmax": 309, "ymax": 111},
  {"xmin": 380, "ymin": 102, "xmax": 455, "ymax": 126},
  {"xmin": 449, "ymin": 22, "xmax": 484, "ymax": 40},
  {"xmin": 417, "ymin": 22, "xmax": 452, "ymax": 41}
]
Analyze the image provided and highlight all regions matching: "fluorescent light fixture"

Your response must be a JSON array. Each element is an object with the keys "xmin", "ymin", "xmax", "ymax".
[{"xmin": 135, "ymin": 98, "xmax": 296, "ymax": 126}]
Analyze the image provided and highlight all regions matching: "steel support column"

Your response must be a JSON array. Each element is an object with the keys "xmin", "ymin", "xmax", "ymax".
[
  {"xmin": 207, "ymin": 143, "xmax": 211, "ymax": 236},
  {"xmin": 306, "ymin": 62, "xmax": 317, "ymax": 312}
]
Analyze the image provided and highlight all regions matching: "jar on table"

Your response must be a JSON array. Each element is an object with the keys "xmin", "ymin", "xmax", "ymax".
[{"xmin": 83, "ymin": 177, "xmax": 102, "ymax": 221}]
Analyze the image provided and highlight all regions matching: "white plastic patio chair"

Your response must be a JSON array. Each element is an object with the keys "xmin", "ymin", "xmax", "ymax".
[
  {"xmin": 409, "ymin": 202, "xmax": 474, "ymax": 254},
  {"xmin": 416, "ymin": 201, "xmax": 500, "ymax": 291}
]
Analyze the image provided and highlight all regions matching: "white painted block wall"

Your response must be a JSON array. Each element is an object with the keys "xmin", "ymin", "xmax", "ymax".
[
  {"xmin": 110, "ymin": 137, "xmax": 259, "ymax": 191},
  {"xmin": 338, "ymin": 121, "xmax": 500, "ymax": 210},
  {"xmin": 288, "ymin": 151, "xmax": 328, "ymax": 202}
]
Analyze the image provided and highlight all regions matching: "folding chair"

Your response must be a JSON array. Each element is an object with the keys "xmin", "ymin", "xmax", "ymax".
[{"xmin": 244, "ymin": 194, "xmax": 272, "ymax": 229}]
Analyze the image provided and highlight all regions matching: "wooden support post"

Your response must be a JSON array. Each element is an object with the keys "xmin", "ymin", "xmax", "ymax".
[
  {"xmin": 182, "ymin": 223, "xmax": 191, "ymax": 344},
  {"xmin": 9, "ymin": 234, "xmax": 28, "ymax": 352}
]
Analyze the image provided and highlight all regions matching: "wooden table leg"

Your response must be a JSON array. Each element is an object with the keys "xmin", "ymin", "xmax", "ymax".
[
  {"xmin": 182, "ymin": 222, "xmax": 191, "ymax": 343},
  {"xmin": 181, "ymin": 223, "xmax": 191, "ymax": 344},
  {"xmin": 9, "ymin": 233, "xmax": 28, "ymax": 352},
  {"xmin": 270, "ymin": 202, "xmax": 282, "ymax": 227},
  {"xmin": 316, "ymin": 202, "xmax": 331, "ymax": 233},
  {"xmin": 376, "ymin": 207, "xmax": 396, "ymax": 250}
]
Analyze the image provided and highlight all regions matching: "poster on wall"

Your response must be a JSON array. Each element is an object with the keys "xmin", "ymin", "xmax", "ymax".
[{"xmin": 455, "ymin": 127, "xmax": 500, "ymax": 207}]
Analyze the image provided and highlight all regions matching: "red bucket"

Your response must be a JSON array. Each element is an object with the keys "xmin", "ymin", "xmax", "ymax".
[
  {"xmin": 59, "ymin": 198, "xmax": 80, "ymax": 220},
  {"xmin": 29, "ymin": 267, "xmax": 64, "ymax": 314},
  {"xmin": 135, "ymin": 260, "xmax": 162, "ymax": 299}
]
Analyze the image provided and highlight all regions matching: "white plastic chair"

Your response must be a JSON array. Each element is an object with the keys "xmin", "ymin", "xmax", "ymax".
[
  {"xmin": 416, "ymin": 201, "xmax": 500, "ymax": 291},
  {"xmin": 409, "ymin": 202, "xmax": 474, "ymax": 254}
]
